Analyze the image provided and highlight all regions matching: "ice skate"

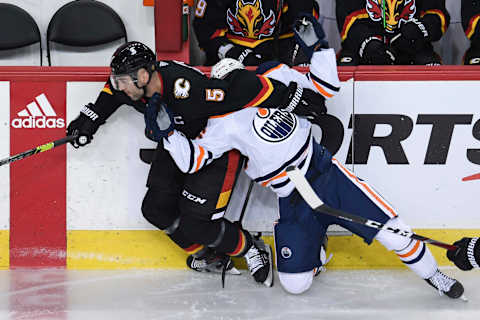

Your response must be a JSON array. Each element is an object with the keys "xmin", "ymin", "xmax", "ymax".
[
  {"xmin": 244, "ymin": 237, "xmax": 273, "ymax": 287},
  {"xmin": 187, "ymin": 247, "xmax": 240, "ymax": 275},
  {"xmin": 425, "ymin": 269, "xmax": 466, "ymax": 300}
]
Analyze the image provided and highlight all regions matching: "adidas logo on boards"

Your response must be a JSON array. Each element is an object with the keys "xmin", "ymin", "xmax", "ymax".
[{"xmin": 11, "ymin": 93, "xmax": 65, "ymax": 129}]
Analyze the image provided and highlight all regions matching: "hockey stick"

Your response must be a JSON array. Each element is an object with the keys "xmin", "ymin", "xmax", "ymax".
[
  {"xmin": 0, "ymin": 135, "xmax": 77, "ymax": 167},
  {"xmin": 238, "ymin": 179, "xmax": 254, "ymax": 226},
  {"xmin": 285, "ymin": 166, "xmax": 458, "ymax": 251},
  {"xmin": 238, "ymin": 178, "xmax": 264, "ymax": 237}
]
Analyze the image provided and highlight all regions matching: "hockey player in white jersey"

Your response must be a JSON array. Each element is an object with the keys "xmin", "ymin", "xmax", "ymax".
[{"xmin": 145, "ymin": 14, "xmax": 465, "ymax": 299}]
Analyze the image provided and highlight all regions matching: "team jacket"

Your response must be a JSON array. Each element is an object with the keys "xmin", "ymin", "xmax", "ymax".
[
  {"xmin": 193, "ymin": 0, "xmax": 316, "ymax": 57},
  {"xmin": 163, "ymin": 49, "xmax": 340, "ymax": 197},
  {"xmin": 336, "ymin": 0, "xmax": 450, "ymax": 51},
  {"xmin": 462, "ymin": 0, "xmax": 480, "ymax": 43},
  {"xmin": 90, "ymin": 60, "xmax": 292, "ymax": 139}
]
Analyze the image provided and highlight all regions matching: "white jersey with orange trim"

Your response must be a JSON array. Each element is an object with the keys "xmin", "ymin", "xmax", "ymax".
[
  {"xmin": 164, "ymin": 49, "xmax": 339, "ymax": 197},
  {"xmin": 261, "ymin": 48, "xmax": 340, "ymax": 99}
]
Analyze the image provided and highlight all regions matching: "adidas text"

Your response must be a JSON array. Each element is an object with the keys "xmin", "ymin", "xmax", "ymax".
[
  {"xmin": 11, "ymin": 117, "xmax": 65, "ymax": 129},
  {"xmin": 12, "ymin": 93, "xmax": 65, "ymax": 129}
]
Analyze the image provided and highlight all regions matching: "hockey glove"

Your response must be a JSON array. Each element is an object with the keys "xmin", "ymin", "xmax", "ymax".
[
  {"xmin": 447, "ymin": 237, "xmax": 480, "ymax": 271},
  {"xmin": 390, "ymin": 18, "xmax": 429, "ymax": 55},
  {"xmin": 66, "ymin": 103, "xmax": 102, "ymax": 148},
  {"xmin": 144, "ymin": 93, "xmax": 175, "ymax": 142},
  {"xmin": 358, "ymin": 36, "xmax": 395, "ymax": 65},
  {"xmin": 218, "ymin": 44, "xmax": 264, "ymax": 66},
  {"xmin": 280, "ymin": 82, "xmax": 327, "ymax": 119},
  {"xmin": 293, "ymin": 13, "xmax": 328, "ymax": 60}
]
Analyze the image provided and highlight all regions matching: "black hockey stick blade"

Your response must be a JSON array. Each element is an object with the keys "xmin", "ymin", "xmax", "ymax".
[
  {"xmin": 0, "ymin": 135, "xmax": 77, "ymax": 167},
  {"xmin": 285, "ymin": 166, "xmax": 458, "ymax": 251}
]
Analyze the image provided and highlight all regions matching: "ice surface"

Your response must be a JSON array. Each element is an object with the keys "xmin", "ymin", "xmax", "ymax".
[{"xmin": 0, "ymin": 268, "xmax": 478, "ymax": 320}]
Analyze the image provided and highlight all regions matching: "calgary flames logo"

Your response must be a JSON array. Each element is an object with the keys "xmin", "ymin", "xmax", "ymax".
[
  {"xmin": 366, "ymin": 0, "xmax": 416, "ymax": 32},
  {"xmin": 227, "ymin": 0, "xmax": 276, "ymax": 39}
]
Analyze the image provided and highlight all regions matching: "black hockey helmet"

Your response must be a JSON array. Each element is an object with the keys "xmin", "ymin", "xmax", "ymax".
[
  {"xmin": 110, "ymin": 41, "xmax": 156, "ymax": 75},
  {"xmin": 110, "ymin": 41, "xmax": 156, "ymax": 91}
]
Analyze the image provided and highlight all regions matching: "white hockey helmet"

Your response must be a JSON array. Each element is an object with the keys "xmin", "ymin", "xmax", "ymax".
[{"xmin": 210, "ymin": 58, "xmax": 245, "ymax": 79}]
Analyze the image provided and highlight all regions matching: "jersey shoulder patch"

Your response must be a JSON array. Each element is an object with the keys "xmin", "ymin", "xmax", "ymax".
[{"xmin": 173, "ymin": 78, "xmax": 191, "ymax": 99}]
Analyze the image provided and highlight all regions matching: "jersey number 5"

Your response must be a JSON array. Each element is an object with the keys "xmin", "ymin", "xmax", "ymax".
[{"xmin": 205, "ymin": 89, "xmax": 225, "ymax": 102}]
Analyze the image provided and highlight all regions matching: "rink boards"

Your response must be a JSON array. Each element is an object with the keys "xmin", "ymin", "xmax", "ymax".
[{"xmin": 0, "ymin": 66, "xmax": 479, "ymax": 269}]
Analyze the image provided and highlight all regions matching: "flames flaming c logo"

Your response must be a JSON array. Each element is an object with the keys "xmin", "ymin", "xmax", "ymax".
[
  {"xmin": 227, "ymin": 0, "xmax": 276, "ymax": 39},
  {"xmin": 366, "ymin": 0, "xmax": 416, "ymax": 32}
]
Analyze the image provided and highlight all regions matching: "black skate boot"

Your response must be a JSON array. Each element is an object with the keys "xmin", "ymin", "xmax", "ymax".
[
  {"xmin": 425, "ymin": 269, "xmax": 465, "ymax": 300},
  {"xmin": 243, "ymin": 236, "xmax": 273, "ymax": 287},
  {"xmin": 186, "ymin": 247, "xmax": 240, "ymax": 275}
]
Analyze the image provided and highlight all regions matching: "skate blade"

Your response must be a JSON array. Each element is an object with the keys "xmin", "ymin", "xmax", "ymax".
[
  {"xmin": 193, "ymin": 266, "xmax": 241, "ymax": 275},
  {"xmin": 211, "ymin": 266, "xmax": 241, "ymax": 275},
  {"xmin": 262, "ymin": 245, "xmax": 274, "ymax": 288},
  {"xmin": 227, "ymin": 267, "xmax": 241, "ymax": 275},
  {"xmin": 459, "ymin": 294, "xmax": 469, "ymax": 302}
]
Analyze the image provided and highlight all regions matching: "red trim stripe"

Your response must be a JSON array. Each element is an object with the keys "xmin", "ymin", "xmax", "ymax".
[
  {"xmin": 221, "ymin": 150, "xmax": 241, "ymax": 193},
  {"xmin": 184, "ymin": 244, "xmax": 204, "ymax": 255},
  {"xmin": 465, "ymin": 14, "xmax": 480, "ymax": 39},
  {"xmin": 244, "ymin": 76, "xmax": 273, "ymax": 108},
  {"xmin": 462, "ymin": 173, "xmax": 480, "ymax": 182},
  {"xmin": 340, "ymin": 9, "xmax": 368, "ymax": 41},
  {"xmin": 421, "ymin": 9, "xmax": 447, "ymax": 34},
  {"xmin": 228, "ymin": 230, "xmax": 246, "ymax": 256},
  {"xmin": 210, "ymin": 28, "xmax": 227, "ymax": 40}
]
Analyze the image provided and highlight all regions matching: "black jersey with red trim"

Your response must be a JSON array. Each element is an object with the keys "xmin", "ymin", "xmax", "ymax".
[
  {"xmin": 462, "ymin": 0, "xmax": 480, "ymax": 43},
  {"xmin": 90, "ymin": 60, "xmax": 289, "ymax": 139},
  {"xmin": 336, "ymin": 0, "xmax": 449, "ymax": 51},
  {"xmin": 193, "ymin": 0, "xmax": 316, "ymax": 58}
]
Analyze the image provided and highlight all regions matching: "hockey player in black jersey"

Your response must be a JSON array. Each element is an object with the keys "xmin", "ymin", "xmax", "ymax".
[
  {"xmin": 66, "ymin": 41, "xmax": 325, "ymax": 287},
  {"xmin": 461, "ymin": 0, "xmax": 480, "ymax": 65},
  {"xmin": 336, "ymin": 0, "xmax": 450, "ymax": 65},
  {"xmin": 193, "ymin": 0, "xmax": 318, "ymax": 66},
  {"xmin": 145, "ymin": 15, "xmax": 466, "ymax": 299}
]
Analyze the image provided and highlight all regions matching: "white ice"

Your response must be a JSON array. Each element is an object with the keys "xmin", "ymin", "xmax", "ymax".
[{"xmin": 0, "ymin": 268, "xmax": 478, "ymax": 320}]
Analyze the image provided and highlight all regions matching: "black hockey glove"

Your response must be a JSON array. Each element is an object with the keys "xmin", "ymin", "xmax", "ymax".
[
  {"xmin": 358, "ymin": 36, "xmax": 395, "ymax": 65},
  {"xmin": 447, "ymin": 237, "xmax": 480, "ymax": 271},
  {"xmin": 144, "ymin": 93, "xmax": 175, "ymax": 142},
  {"xmin": 66, "ymin": 103, "xmax": 103, "ymax": 148},
  {"xmin": 390, "ymin": 18, "xmax": 429, "ymax": 55},
  {"xmin": 218, "ymin": 44, "xmax": 264, "ymax": 66},
  {"xmin": 280, "ymin": 82, "xmax": 326, "ymax": 119}
]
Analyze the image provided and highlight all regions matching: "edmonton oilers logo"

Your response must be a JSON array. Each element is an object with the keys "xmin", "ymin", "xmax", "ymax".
[
  {"xmin": 253, "ymin": 108, "xmax": 297, "ymax": 142},
  {"xmin": 281, "ymin": 247, "xmax": 292, "ymax": 259}
]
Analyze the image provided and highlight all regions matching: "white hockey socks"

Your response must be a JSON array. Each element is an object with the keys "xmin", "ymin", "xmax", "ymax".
[{"xmin": 375, "ymin": 217, "xmax": 437, "ymax": 279}]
